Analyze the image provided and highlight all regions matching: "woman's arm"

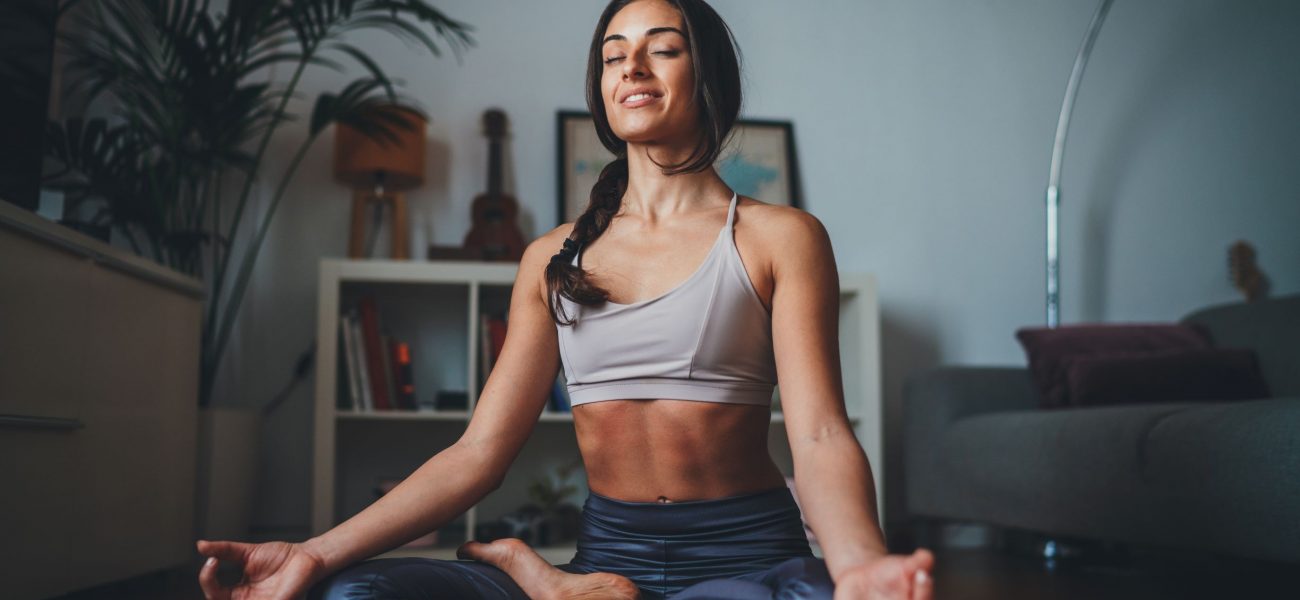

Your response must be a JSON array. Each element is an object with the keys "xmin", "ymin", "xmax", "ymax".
[
  {"xmin": 765, "ymin": 209, "xmax": 889, "ymax": 582},
  {"xmin": 301, "ymin": 230, "xmax": 569, "ymax": 573}
]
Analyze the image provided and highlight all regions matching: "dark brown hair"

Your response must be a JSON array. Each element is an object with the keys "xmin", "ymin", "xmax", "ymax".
[{"xmin": 546, "ymin": 0, "xmax": 743, "ymax": 325}]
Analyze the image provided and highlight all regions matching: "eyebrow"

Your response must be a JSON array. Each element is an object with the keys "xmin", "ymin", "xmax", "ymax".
[{"xmin": 602, "ymin": 26, "xmax": 686, "ymax": 46}]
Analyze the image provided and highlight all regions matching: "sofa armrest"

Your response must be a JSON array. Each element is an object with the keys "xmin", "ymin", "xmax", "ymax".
[{"xmin": 902, "ymin": 366, "xmax": 1037, "ymax": 518}]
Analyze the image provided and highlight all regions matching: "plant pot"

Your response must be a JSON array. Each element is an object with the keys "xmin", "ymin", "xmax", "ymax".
[{"xmin": 196, "ymin": 405, "xmax": 261, "ymax": 541}]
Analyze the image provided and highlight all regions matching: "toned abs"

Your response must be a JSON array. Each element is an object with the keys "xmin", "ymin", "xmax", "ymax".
[{"xmin": 574, "ymin": 399, "xmax": 787, "ymax": 503}]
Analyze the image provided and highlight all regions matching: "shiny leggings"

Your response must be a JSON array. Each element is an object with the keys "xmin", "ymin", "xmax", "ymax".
[{"xmin": 308, "ymin": 485, "xmax": 835, "ymax": 599}]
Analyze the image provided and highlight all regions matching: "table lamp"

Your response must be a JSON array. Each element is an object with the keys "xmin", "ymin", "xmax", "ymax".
[{"xmin": 333, "ymin": 104, "xmax": 427, "ymax": 260}]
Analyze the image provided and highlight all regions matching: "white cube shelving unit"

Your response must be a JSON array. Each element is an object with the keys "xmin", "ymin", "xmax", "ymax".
[{"xmin": 311, "ymin": 258, "xmax": 881, "ymax": 561}]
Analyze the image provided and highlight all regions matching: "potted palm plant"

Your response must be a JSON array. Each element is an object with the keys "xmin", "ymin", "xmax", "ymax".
[{"xmin": 39, "ymin": 0, "xmax": 474, "ymax": 540}]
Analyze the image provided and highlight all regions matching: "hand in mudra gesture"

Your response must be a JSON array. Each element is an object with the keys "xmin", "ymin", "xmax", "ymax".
[
  {"xmin": 196, "ymin": 539, "xmax": 328, "ymax": 600},
  {"xmin": 832, "ymin": 548, "xmax": 934, "ymax": 600}
]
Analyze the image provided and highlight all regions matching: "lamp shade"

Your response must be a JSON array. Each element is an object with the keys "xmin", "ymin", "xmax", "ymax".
[{"xmin": 333, "ymin": 104, "xmax": 427, "ymax": 191}]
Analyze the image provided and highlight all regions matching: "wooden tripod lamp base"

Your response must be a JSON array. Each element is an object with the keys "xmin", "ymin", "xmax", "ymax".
[
  {"xmin": 333, "ymin": 104, "xmax": 427, "ymax": 262},
  {"xmin": 348, "ymin": 190, "xmax": 410, "ymax": 260}
]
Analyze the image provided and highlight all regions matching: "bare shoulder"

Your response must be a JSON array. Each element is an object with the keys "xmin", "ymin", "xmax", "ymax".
[
  {"xmin": 518, "ymin": 223, "xmax": 578, "ymax": 300},
  {"xmin": 736, "ymin": 195, "xmax": 824, "ymax": 235},
  {"xmin": 529, "ymin": 223, "xmax": 577, "ymax": 257},
  {"xmin": 735, "ymin": 197, "xmax": 833, "ymax": 270}
]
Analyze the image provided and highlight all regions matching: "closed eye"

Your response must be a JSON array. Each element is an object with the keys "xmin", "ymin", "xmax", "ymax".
[{"xmin": 604, "ymin": 51, "xmax": 680, "ymax": 64}]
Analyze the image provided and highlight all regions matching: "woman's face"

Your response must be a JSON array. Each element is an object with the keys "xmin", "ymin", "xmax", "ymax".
[{"xmin": 600, "ymin": 0, "xmax": 697, "ymax": 146}]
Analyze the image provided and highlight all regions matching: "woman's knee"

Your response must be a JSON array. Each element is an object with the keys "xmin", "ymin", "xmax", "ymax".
[
  {"xmin": 674, "ymin": 556, "xmax": 834, "ymax": 600},
  {"xmin": 306, "ymin": 557, "xmax": 521, "ymax": 600},
  {"xmin": 307, "ymin": 558, "xmax": 422, "ymax": 600},
  {"xmin": 769, "ymin": 556, "xmax": 834, "ymax": 600}
]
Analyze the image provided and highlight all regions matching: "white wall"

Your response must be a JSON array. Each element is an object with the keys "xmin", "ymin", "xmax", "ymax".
[{"xmin": 215, "ymin": 0, "xmax": 1300, "ymax": 538}]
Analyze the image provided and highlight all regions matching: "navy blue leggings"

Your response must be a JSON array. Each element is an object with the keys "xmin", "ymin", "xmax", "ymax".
[{"xmin": 308, "ymin": 485, "xmax": 835, "ymax": 599}]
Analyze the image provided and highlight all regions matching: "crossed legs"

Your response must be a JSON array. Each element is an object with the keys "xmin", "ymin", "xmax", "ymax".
[
  {"xmin": 306, "ymin": 540, "xmax": 638, "ymax": 600},
  {"xmin": 456, "ymin": 538, "xmax": 641, "ymax": 599}
]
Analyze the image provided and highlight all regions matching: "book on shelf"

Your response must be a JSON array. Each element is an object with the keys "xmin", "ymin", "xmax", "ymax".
[
  {"xmin": 339, "ymin": 298, "xmax": 421, "ymax": 412},
  {"xmin": 359, "ymin": 296, "xmax": 392, "ymax": 410},
  {"xmin": 339, "ymin": 311, "xmax": 363, "ymax": 411},
  {"xmin": 348, "ymin": 312, "xmax": 374, "ymax": 411}
]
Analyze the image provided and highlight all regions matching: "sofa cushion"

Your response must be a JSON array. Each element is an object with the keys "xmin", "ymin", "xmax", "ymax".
[
  {"xmin": 1141, "ymin": 398, "xmax": 1300, "ymax": 562},
  {"xmin": 1015, "ymin": 324, "xmax": 1211, "ymax": 408},
  {"xmin": 934, "ymin": 402, "xmax": 1201, "ymax": 539},
  {"xmin": 1181, "ymin": 294, "xmax": 1300, "ymax": 397},
  {"xmin": 928, "ymin": 398, "xmax": 1300, "ymax": 562},
  {"xmin": 1066, "ymin": 348, "xmax": 1271, "ymax": 406}
]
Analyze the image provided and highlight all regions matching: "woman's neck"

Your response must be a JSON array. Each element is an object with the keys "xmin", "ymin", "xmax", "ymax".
[{"xmin": 621, "ymin": 142, "xmax": 732, "ymax": 222}]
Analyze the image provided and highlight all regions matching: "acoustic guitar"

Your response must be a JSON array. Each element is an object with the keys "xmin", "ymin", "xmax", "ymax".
[{"xmin": 462, "ymin": 108, "xmax": 527, "ymax": 262}]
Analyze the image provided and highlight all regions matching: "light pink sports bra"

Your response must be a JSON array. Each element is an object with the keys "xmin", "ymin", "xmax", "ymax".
[{"xmin": 554, "ymin": 192, "xmax": 777, "ymax": 407}]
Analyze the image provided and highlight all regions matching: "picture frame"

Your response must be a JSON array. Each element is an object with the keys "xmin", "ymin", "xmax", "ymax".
[{"xmin": 556, "ymin": 110, "xmax": 802, "ymax": 226}]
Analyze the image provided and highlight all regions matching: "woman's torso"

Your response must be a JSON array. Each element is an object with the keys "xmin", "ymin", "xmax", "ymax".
[
  {"xmin": 576, "ymin": 398, "xmax": 785, "ymax": 502},
  {"xmin": 559, "ymin": 193, "xmax": 786, "ymax": 503}
]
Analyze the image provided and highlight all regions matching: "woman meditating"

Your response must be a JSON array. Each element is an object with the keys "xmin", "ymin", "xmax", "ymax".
[{"xmin": 196, "ymin": 0, "xmax": 934, "ymax": 597}]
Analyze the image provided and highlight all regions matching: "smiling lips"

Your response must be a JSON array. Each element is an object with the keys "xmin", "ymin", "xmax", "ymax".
[{"xmin": 620, "ymin": 89, "xmax": 663, "ymax": 108}]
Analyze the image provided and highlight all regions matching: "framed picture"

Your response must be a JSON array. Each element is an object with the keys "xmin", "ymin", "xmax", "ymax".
[{"xmin": 556, "ymin": 111, "xmax": 802, "ymax": 226}]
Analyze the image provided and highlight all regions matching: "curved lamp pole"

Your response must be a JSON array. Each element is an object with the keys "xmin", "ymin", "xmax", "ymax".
[{"xmin": 1046, "ymin": 0, "xmax": 1114, "ymax": 328}]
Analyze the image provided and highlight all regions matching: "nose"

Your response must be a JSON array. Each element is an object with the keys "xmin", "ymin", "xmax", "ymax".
[{"xmin": 622, "ymin": 50, "xmax": 648, "ymax": 80}]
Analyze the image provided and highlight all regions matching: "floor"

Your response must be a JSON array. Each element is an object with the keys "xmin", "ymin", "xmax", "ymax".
[{"xmin": 52, "ymin": 546, "xmax": 1300, "ymax": 599}]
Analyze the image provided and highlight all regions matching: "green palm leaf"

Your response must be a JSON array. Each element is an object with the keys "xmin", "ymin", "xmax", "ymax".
[{"xmin": 45, "ymin": 0, "xmax": 474, "ymax": 407}]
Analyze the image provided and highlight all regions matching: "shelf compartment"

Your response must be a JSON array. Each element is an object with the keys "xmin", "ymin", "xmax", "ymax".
[
  {"xmin": 337, "ymin": 280, "xmax": 470, "ymax": 412},
  {"xmin": 334, "ymin": 419, "xmax": 464, "ymax": 525}
]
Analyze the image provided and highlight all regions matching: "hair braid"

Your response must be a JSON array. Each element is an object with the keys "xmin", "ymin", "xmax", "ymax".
[{"xmin": 545, "ymin": 157, "xmax": 628, "ymax": 325}]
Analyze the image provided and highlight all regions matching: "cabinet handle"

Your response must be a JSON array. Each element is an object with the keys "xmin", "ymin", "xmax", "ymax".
[{"xmin": 0, "ymin": 414, "xmax": 86, "ymax": 431}]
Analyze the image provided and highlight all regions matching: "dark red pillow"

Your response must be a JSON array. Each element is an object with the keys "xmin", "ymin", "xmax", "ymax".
[
  {"xmin": 1065, "ymin": 348, "xmax": 1271, "ymax": 407},
  {"xmin": 1014, "ymin": 324, "xmax": 1211, "ymax": 408}
]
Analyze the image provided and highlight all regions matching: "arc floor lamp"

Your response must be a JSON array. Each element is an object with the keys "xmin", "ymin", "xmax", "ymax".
[{"xmin": 1046, "ymin": 0, "xmax": 1114, "ymax": 328}]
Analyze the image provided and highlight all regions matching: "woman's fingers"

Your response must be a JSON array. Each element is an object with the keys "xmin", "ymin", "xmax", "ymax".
[
  {"xmin": 197, "ymin": 539, "xmax": 250, "ymax": 563},
  {"xmin": 198, "ymin": 556, "xmax": 230, "ymax": 600},
  {"xmin": 909, "ymin": 547, "xmax": 935, "ymax": 572},
  {"xmin": 196, "ymin": 540, "xmax": 249, "ymax": 600},
  {"xmin": 909, "ymin": 548, "xmax": 935, "ymax": 600},
  {"xmin": 911, "ymin": 566, "xmax": 932, "ymax": 600}
]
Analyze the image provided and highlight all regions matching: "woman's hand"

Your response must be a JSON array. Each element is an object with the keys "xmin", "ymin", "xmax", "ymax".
[
  {"xmin": 196, "ymin": 539, "xmax": 329, "ymax": 600},
  {"xmin": 832, "ymin": 548, "xmax": 934, "ymax": 600}
]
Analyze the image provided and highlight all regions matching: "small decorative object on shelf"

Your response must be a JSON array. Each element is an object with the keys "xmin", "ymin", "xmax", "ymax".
[
  {"xmin": 334, "ymin": 104, "xmax": 428, "ymax": 261},
  {"xmin": 462, "ymin": 108, "xmax": 527, "ymax": 262}
]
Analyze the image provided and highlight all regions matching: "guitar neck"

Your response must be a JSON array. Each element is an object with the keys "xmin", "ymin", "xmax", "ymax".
[{"xmin": 487, "ymin": 138, "xmax": 502, "ymax": 200}]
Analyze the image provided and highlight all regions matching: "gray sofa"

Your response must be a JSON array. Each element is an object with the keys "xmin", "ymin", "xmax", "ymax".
[{"xmin": 903, "ymin": 294, "xmax": 1300, "ymax": 563}]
